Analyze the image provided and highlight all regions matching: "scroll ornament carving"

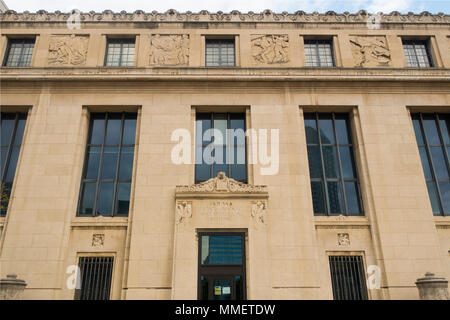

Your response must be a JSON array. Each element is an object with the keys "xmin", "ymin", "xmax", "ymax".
[
  {"xmin": 48, "ymin": 35, "xmax": 89, "ymax": 66},
  {"xmin": 251, "ymin": 35, "xmax": 289, "ymax": 64},
  {"xmin": 350, "ymin": 36, "xmax": 391, "ymax": 67},
  {"xmin": 1, "ymin": 10, "xmax": 448, "ymax": 24},
  {"xmin": 176, "ymin": 172, "xmax": 267, "ymax": 194},
  {"xmin": 251, "ymin": 201, "xmax": 267, "ymax": 224},
  {"xmin": 150, "ymin": 34, "xmax": 189, "ymax": 66},
  {"xmin": 176, "ymin": 201, "xmax": 192, "ymax": 224}
]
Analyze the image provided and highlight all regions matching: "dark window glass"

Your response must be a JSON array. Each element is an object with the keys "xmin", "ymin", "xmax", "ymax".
[
  {"xmin": 201, "ymin": 235, "xmax": 243, "ymax": 265},
  {"xmin": 77, "ymin": 112, "xmax": 137, "ymax": 217},
  {"xmin": 304, "ymin": 39, "xmax": 334, "ymax": 67},
  {"xmin": 75, "ymin": 257, "xmax": 114, "ymax": 300},
  {"xmin": 402, "ymin": 40, "xmax": 433, "ymax": 68},
  {"xmin": 412, "ymin": 113, "xmax": 450, "ymax": 216},
  {"xmin": 195, "ymin": 112, "xmax": 246, "ymax": 183},
  {"xmin": 1, "ymin": 113, "xmax": 27, "ymax": 216},
  {"xmin": 3, "ymin": 39, "xmax": 35, "ymax": 67},
  {"xmin": 206, "ymin": 39, "xmax": 235, "ymax": 67},
  {"xmin": 329, "ymin": 256, "xmax": 368, "ymax": 300},
  {"xmin": 304, "ymin": 112, "xmax": 363, "ymax": 216},
  {"xmin": 105, "ymin": 39, "xmax": 135, "ymax": 67}
]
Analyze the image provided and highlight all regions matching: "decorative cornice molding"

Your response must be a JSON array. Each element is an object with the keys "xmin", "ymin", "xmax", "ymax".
[{"xmin": 1, "ymin": 9, "xmax": 449, "ymax": 24}]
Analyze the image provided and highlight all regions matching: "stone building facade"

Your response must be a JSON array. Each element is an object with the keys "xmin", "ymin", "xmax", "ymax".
[{"xmin": 0, "ymin": 9, "xmax": 449, "ymax": 300}]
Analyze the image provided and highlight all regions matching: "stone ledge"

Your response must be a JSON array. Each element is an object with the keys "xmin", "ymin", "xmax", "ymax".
[
  {"xmin": 434, "ymin": 217, "xmax": 450, "ymax": 229},
  {"xmin": 314, "ymin": 216, "xmax": 371, "ymax": 229},
  {"xmin": 71, "ymin": 216, "xmax": 128, "ymax": 228}
]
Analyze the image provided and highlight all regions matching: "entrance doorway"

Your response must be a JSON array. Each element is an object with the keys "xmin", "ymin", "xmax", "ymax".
[{"xmin": 198, "ymin": 232, "xmax": 246, "ymax": 300}]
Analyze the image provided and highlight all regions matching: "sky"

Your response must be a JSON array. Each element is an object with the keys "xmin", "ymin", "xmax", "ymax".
[{"xmin": 5, "ymin": 0, "xmax": 450, "ymax": 14}]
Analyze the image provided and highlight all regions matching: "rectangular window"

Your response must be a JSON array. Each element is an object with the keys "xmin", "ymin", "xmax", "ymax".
[
  {"xmin": 105, "ymin": 38, "xmax": 135, "ymax": 67},
  {"xmin": 402, "ymin": 40, "xmax": 433, "ymax": 68},
  {"xmin": 205, "ymin": 39, "xmax": 235, "ymax": 67},
  {"xmin": 329, "ymin": 255, "xmax": 368, "ymax": 300},
  {"xmin": 196, "ymin": 112, "xmax": 246, "ymax": 183},
  {"xmin": 75, "ymin": 257, "xmax": 114, "ymax": 300},
  {"xmin": 412, "ymin": 113, "xmax": 450, "ymax": 216},
  {"xmin": 304, "ymin": 112, "xmax": 363, "ymax": 216},
  {"xmin": 1, "ymin": 113, "xmax": 27, "ymax": 216},
  {"xmin": 3, "ymin": 39, "xmax": 35, "ymax": 67},
  {"xmin": 78, "ymin": 112, "xmax": 137, "ymax": 217},
  {"xmin": 304, "ymin": 39, "xmax": 334, "ymax": 67}
]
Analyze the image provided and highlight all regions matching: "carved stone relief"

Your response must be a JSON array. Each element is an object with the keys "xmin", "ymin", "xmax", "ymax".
[
  {"xmin": 251, "ymin": 201, "xmax": 267, "ymax": 225},
  {"xmin": 350, "ymin": 36, "xmax": 391, "ymax": 67},
  {"xmin": 337, "ymin": 233, "xmax": 350, "ymax": 246},
  {"xmin": 176, "ymin": 201, "xmax": 192, "ymax": 224},
  {"xmin": 251, "ymin": 35, "xmax": 289, "ymax": 64},
  {"xmin": 150, "ymin": 34, "xmax": 189, "ymax": 66},
  {"xmin": 48, "ymin": 35, "xmax": 89, "ymax": 66},
  {"xmin": 91, "ymin": 234, "xmax": 104, "ymax": 247}
]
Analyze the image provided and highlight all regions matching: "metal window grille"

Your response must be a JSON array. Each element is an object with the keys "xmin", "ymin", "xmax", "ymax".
[
  {"xmin": 402, "ymin": 40, "xmax": 433, "ymax": 68},
  {"xmin": 205, "ymin": 39, "xmax": 235, "ymax": 67},
  {"xmin": 1, "ymin": 112, "xmax": 27, "ymax": 216},
  {"xmin": 412, "ymin": 113, "xmax": 450, "ymax": 216},
  {"xmin": 75, "ymin": 257, "xmax": 114, "ymax": 300},
  {"xmin": 329, "ymin": 255, "xmax": 368, "ymax": 300},
  {"xmin": 304, "ymin": 39, "xmax": 335, "ymax": 67},
  {"xmin": 105, "ymin": 38, "xmax": 135, "ymax": 67},
  {"xmin": 3, "ymin": 39, "xmax": 35, "ymax": 67}
]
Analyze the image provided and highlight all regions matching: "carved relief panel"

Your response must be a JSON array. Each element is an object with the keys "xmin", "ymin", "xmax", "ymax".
[
  {"xmin": 349, "ymin": 36, "xmax": 391, "ymax": 67},
  {"xmin": 251, "ymin": 34, "xmax": 289, "ymax": 65},
  {"xmin": 48, "ymin": 35, "xmax": 89, "ymax": 66},
  {"xmin": 149, "ymin": 34, "xmax": 189, "ymax": 66}
]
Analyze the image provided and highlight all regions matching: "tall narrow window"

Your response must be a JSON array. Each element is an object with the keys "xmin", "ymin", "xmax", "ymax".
[
  {"xmin": 196, "ymin": 112, "xmax": 246, "ymax": 183},
  {"xmin": 329, "ymin": 255, "xmax": 368, "ymax": 300},
  {"xmin": 75, "ymin": 257, "xmax": 114, "ymax": 300},
  {"xmin": 205, "ymin": 39, "xmax": 235, "ymax": 67},
  {"xmin": 304, "ymin": 113, "xmax": 363, "ymax": 216},
  {"xmin": 402, "ymin": 40, "xmax": 433, "ymax": 68},
  {"xmin": 105, "ymin": 38, "xmax": 135, "ymax": 67},
  {"xmin": 1, "ymin": 113, "xmax": 27, "ymax": 216},
  {"xmin": 412, "ymin": 113, "xmax": 450, "ymax": 216},
  {"xmin": 3, "ymin": 38, "xmax": 35, "ymax": 67},
  {"xmin": 304, "ymin": 39, "xmax": 334, "ymax": 67},
  {"xmin": 78, "ymin": 112, "xmax": 137, "ymax": 217}
]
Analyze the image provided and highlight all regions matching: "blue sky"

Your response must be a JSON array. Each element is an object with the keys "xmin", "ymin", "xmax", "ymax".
[{"xmin": 6, "ymin": 0, "xmax": 450, "ymax": 14}]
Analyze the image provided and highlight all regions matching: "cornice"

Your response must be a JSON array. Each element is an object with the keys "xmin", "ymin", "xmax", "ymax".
[{"xmin": 0, "ymin": 9, "xmax": 449, "ymax": 24}]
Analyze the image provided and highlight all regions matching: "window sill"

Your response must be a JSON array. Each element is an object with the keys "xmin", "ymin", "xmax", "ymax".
[
  {"xmin": 434, "ymin": 216, "xmax": 450, "ymax": 229},
  {"xmin": 71, "ymin": 216, "xmax": 128, "ymax": 228},
  {"xmin": 314, "ymin": 215, "xmax": 370, "ymax": 228}
]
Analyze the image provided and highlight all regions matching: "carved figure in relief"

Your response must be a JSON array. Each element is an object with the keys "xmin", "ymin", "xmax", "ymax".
[
  {"xmin": 150, "ymin": 34, "xmax": 189, "ymax": 66},
  {"xmin": 251, "ymin": 201, "xmax": 266, "ymax": 224},
  {"xmin": 349, "ymin": 36, "xmax": 391, "ymax": 67},
  {"xmin": 251, "ymin": 35, "xmax": 289, "ymax": 64},
  {"xmin": 48, "ymin": 35, "xmax": 88, "ymax": 66},
  {"xmin": 337, "ymin": 233, "xmax": 350, "ymax": 246},
  {"xmin": 176, "ymin": 201, "xmax": 192, "ymax": 224}
]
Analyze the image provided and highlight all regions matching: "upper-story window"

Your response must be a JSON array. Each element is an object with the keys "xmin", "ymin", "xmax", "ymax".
[
  {"xmin": 3, "ymin": 38, "xmax": 35, "ymax": 67},
  {"xmin": 402, "ymin": 40, "xmax": 433, "ymax": 68},
  {"xmin": 304, "ymin": 112, "xmax": 363, "ymax": 216},
  {"xmin": 304, "ymin": 39, "xmax": 334, "ymax": 67},
  {"xmin": 1, "ymin": 112, "xmax": 27, "ymax": 216},
  {"xmin": 78, "ymin": 112, "xmax": 137, "ymax": 217},
  {"xmin": 205, "ymin": 39, "xmax": 235, "ymax": 67},
  {"xmin": 105, "ymin": 38, "xmax": 135, "ymax": 67},
  {"xmin": 412, "ymin": 113, "xmax": 450, "ymax": 216},
  {"xmin": 195, "ymin": 112, "xmax": 247, "ymax": 183}
]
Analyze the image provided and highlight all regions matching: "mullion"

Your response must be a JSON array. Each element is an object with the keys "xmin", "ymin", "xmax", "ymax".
[
  {"xmin": 316, "ymin": 113, "xmax": 331, "ymax": 215},
  {"xmin": 332, "ymin": 113, "xmax": 349, "ymax": 215},
  {"xmin": 413, "ymin": 43, "xmax": 421, "ymax": 67},
  {"xmin": 112, "ymin": 113, "xmax": 125, "ymax": 216},
  {"xmin": 18, "ymin": 41, "xmax": 25, "ymax": 66},
  {"xmin": 419, "ymin": 113, "xmax": 445, "ymax": 214}
]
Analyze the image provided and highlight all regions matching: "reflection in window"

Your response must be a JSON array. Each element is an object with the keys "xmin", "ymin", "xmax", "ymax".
[
  {"xmin": 1, "ymin": 113, "xmax": 27, "ymax": 216},
  {"xmin": 412, "ymin": 113, "xmax": 450, "ymax": 216},
  {"xmin": 78, "ymin": 112, "xmax": 137, "ymax": 216},
  {"xmin": 3, "ymin": 39, "xmax": 35, "ymax": 67},
  {"xmin": 304, "ymin": 39, "xmax": 334, "ymax": 67},
  {"xmin": 201, "ymin": 235, "xmax": 243, "ymax": 265},
  {"xmin": 206, "ymin": 39, "xmax": 235, "ymax": 67},
  {"xmin": 304, "ymin": 113, "xmax": 363, "ymax": 216},
  {"xmin": 105, "ymin": 38, "xmax": 135, "ymax": 67},
  {"xmin": 402, "ymin": 40, "xmax": 433, "ymax": 68},
  {"xmin": 196, "ymin": 113, "xmax": 246, "ymax": 183}
]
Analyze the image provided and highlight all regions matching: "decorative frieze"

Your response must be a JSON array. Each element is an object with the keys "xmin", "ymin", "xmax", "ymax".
[
  {"xmin": 149, "ymin": 34, "xmax": 189, "ymax": 66},
  {"xmin": 251, "ymin": 35, "xmax": 289, "ymax": 64},
  {"xmin": 48, "ymin": 35, "xmax": 89, "ymax": 66},
  {"xmin": 350, "ymin": 36, "xmax": 391, "ymax": 67}
]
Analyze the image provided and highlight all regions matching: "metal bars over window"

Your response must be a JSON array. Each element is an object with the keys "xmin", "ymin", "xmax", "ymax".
[
  {"xmin": 105, "ymin": 38, "xmax": 135, "ymax": 67},
  {"xmin": 304, "ymin": 112, "xmax": 363, "ymax": 216},
  {"xmin": 205, "ymin": 39, "xmax": 235, "ymax": 67},
  {"xmin": 304, "ymin": 39, "xmax": 334, "ymax": 67},
  {"xmin": 75, "ymin": 257, "xmax": 114, "ymax": 300},
  {"xmin": 402, "ymin": 40, "xmax": 433, "ymax": 68},
  {"xmin": 3, "ymin": 38, "xmax": 35, "ymax": 67},
  {"xmin": 78, "ymin": 112, "xmax": 137, "ymax": 217},
  {"xmin": 329, "ymin": 255, "xmax": 368, "ymax": 300},
  {"xmin": 1, "ymin": 113, "xmax": 27, "ymax": 216},
  {"xmin": 412, "ymin": 113, "xmax": 450, "ymax": 216}
]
